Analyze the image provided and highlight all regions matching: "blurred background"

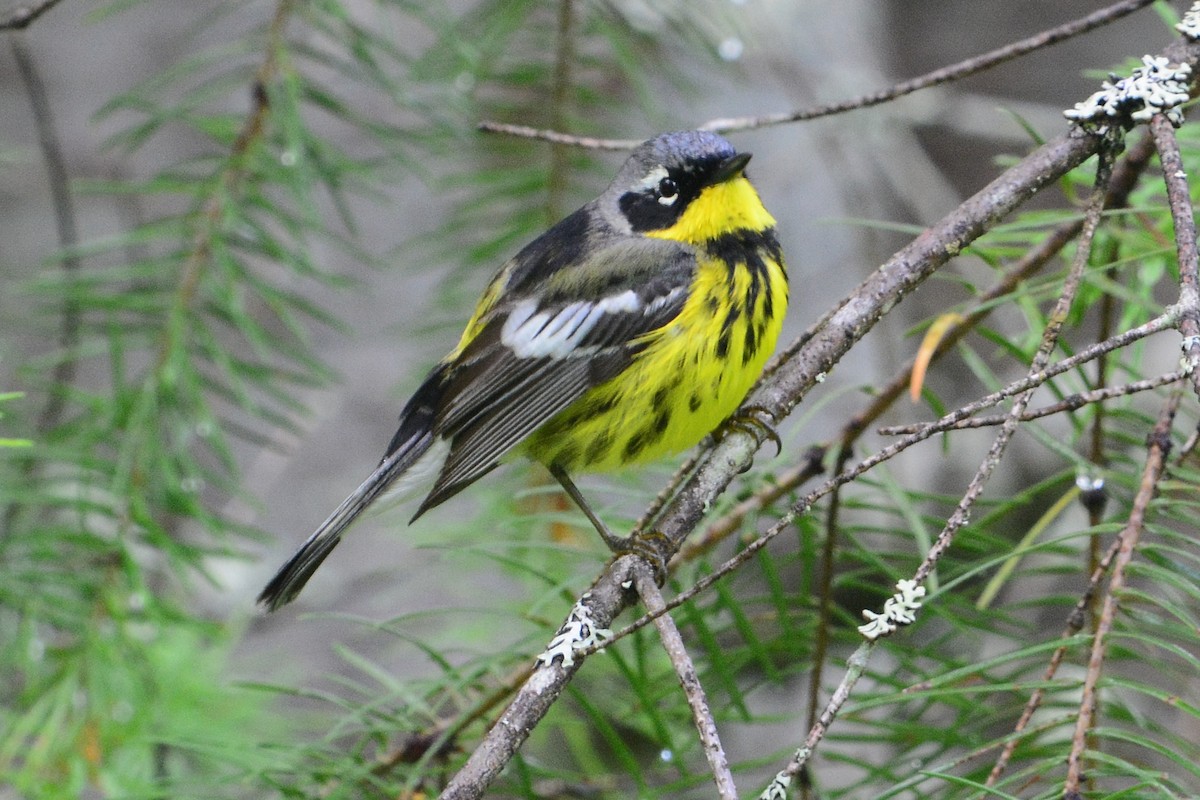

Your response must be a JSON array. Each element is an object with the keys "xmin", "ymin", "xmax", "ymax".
[{"xmin": 1, "ymin": 1, "xmax": 1190, "ymax": 798}]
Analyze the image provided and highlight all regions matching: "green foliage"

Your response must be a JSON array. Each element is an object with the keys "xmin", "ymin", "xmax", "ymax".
[{"xmin": 1, "ymin": 0, "xmax": 458, "ymax": 794}]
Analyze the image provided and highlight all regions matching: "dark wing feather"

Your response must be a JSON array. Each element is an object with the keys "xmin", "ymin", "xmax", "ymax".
[
  {"xmin": 257, "ymin": 365, "xmax": 448, "ymax": 610},
  {"xmin": 413, "ymin": 236, "xmax": 696, "ymax": 515}
]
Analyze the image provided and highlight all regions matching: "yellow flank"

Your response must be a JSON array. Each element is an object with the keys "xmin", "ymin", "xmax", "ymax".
[
  {"xmin": 449, "ymin": 270, "xmax": 508, "ymax": 360},
  {"xmin": 522, "ymin": 176, "xmax": 788, "ymax": 472}
]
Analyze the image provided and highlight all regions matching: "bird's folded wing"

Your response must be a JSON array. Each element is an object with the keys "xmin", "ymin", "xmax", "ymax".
[{"xmin": 417, "ymin": 237, "xmax": 696, "ymax": 511}]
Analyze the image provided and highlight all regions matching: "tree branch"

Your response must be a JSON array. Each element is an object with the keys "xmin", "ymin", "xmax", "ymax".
[
  {"xmin": 701, "ymin": 0, "xmax": 1157, "ymax": 135},
  {"xmin": 678, "ymin": 130, "xmax": 1158, "ymax": 565},
  {"xmin": 633, "ymin": 562, "xmax": 736, "ymax": 800},
  {"xmin": 1150, "ymin": 113, "xmax": 1200, "ymax": 401},
  {"xmin": 479, "ymin": 0, "xmax": 1156, "ymax": 148},
  {"xmin": 767, "ymin": 125, "xmax": 1119, "ymax": 795}
]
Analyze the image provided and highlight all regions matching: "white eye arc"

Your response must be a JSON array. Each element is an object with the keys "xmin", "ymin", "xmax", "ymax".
[
  {"xmin": 656, "ymin": 176, "xmax": 678, "ymax": 206},
  {"xmin": 633, "ymin": 165, "xmax": 679, "ymax": 206}
]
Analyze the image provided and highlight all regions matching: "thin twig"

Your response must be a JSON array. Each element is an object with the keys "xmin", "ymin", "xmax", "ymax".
[
  {"xmin": 776, "ymin": 642, "xmax": 874, "ymax": 782},
  {"xmin": 1150, "ymin": 113, "xmax": 1200, "ymax": 401},
  {"xmin": 1180, "ymin": 421, "xmax": 1200, "ymax": 463},
  {"xmin": 0, "ymin": 0, "xmax": 64, "ymax": 30},
  {"xmin": 878, "ymin": 371, "xmax": 1184, "ymax": 435},
  {"xmin": 1063, "ymin": 390, "xmax": 1180, "ymax": 794},
  {"xmin": 633, "ymin": 562, "xmax": 737, "ymax": 800},
  {"xmin": 700, "ymin": 0, "xmax": 1156, "ymax": 135},
  {"xmin": 867, "ymin": 314, "xmax": 1175, "ymax": 443},
  {"xmin": 909, "ymin": 136, "xmax": 1116, "ymax": 589},
  {"xmin": 674, "ymin": 446, "xmax": 824, "ymax": 564},
  {"xmin": 478, "ymin": 0, "xmax": 1155, "ymax": 148},
  {"xmin": 476, "ymin": 122, "xmax": 639, "ymax": 150}
]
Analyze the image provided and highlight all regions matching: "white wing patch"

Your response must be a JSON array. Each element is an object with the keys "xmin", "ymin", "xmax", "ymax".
[
  {"xmin": 645, "ymin": 285, "xmax": 685, "ymax": 315},
  {"xmin": 501, "ymin": 291, "xmax": 642, "ymax": 359}
]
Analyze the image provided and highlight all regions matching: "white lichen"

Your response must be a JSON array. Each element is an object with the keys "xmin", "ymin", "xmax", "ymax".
[
  {"xmin": 1064, "ymin": 56, "xmax": 1192, "ymax": 131},
  {"xmin": 535, "ymin": 594, "xmax": 613, "ymax": 669},
  {"xmin": 1182, "ymin": 335, "xmax": 1200, "ymax": 375},
  {"xmin": 1177, "ymin": 2, "xmax": 1200, "ymax": 40},
  {"xmin": 758, "ymin": 771, "xmax": 791, "ymax": 800},
  {"xmin": 858, "ymin": 579, "xmax": 926, "ymax": 640}
]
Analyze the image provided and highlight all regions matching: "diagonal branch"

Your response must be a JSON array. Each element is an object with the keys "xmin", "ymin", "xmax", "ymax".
[
  {"xmin": 878, "ymin": 370, "xmax": 1185, "ymax": 434},
  {"xmin": 701, "ymin": 0, "xmax": 1157, "ymax": 134},
  {"xmin": 633, "ymin": 562, "xmax": 736, "ymax": 800},
  {"xmin": 610, "ymin": 310, "xmax": 1175, "ymax": 649}
]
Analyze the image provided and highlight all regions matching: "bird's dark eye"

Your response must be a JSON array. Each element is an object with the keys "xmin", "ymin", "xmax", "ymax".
[{"xmin": 658, "ymin": 177, "xmax": 678, "ymax": 198}]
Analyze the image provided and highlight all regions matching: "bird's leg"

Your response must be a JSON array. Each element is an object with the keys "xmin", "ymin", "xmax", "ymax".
[
  {"xmin": 548, "ymin": 463, "xmax": 669, "ymax": 584},
  {"xmin": 548, "ymin": 463, "xmax": 624, "ymax": 550}
]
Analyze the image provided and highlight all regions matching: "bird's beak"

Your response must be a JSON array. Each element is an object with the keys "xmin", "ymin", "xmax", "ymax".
[{"xmin": 710, "ymin": 151, "xmax": 752, "ymax": 184}]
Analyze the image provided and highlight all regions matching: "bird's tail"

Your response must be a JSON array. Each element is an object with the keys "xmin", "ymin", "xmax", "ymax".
[
  {"xmin": 257, "ymin": 431, "xmax": 435, "ymax": 610},
  {"xmin": 258, "ymin": 366, "xmax": 448, "ymax": 611}
]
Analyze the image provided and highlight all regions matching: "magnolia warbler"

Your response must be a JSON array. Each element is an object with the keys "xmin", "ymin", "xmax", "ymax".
[{"xmin": 259, "ymin": 130, "xmax": 788, "ymax": 610}]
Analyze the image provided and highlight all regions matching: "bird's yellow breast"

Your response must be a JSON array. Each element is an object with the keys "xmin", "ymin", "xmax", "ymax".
[{"xmin": 523, "ymin": 173, "xmax": 787, "ymax": 473}]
